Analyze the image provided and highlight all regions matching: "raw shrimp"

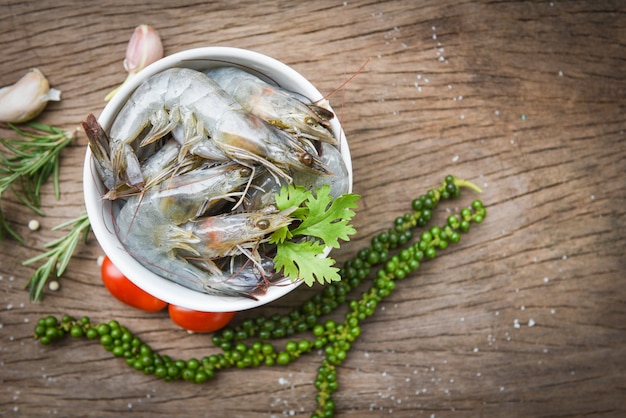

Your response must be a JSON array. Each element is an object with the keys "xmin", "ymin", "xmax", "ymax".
[
  {"xmin": 118, "ymin": 161, "xmax": 255, "ymax": 229},
  {"xmin": 113, "ymin": 162, "xmax": 286, "ymax": 298},
  {"xmin": 174, "ymin": 207, "xmax": 295, "ymax": 273},
  {"xmin": 108, "ymin": 67, "xmax": 329, "ymax": 188},
  {"xmin": 121, "ymin": 243, "xmax": 275, "ymax": 299},
  {"xmin": 206, "ymin": 66, "xmax": 337, "ymax": 145}
]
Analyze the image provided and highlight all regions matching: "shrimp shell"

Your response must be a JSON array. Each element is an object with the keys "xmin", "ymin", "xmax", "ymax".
[
  {"xmin": 108, "ymin": 67, "xmax": 329, "ymax": 188},
  {"xmin": 206, "ymin": 66, "xmax": 337, "ymax": 144}
]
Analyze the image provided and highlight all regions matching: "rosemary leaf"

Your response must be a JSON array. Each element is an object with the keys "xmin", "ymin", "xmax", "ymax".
[
  {"xmin": 22, "ymin": 213, "xmax": 91, "ymax": 302},
  {"xmin": 0, "ymin": 122, "xmax": 74, "ymax": 241}
]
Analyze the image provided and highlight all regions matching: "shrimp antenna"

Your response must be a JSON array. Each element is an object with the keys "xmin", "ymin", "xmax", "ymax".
[{"xmin": 318, "ymin": 57, "xmax": 371, "ymax": 102}]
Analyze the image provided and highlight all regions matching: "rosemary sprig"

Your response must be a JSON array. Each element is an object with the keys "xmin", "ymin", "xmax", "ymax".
[
  {"xmin": 0, "ymin": 121, "xmax": 74, "ymax": 241},
  {"xmin": 22, "ymin": 213, "xmax": 91, "ymax": 302}
]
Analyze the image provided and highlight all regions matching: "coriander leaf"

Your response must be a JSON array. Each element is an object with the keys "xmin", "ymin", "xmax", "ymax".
[
  {"xmin": 268, "ymin": 222, "xmax": 292, "ymax": 244},
  {"xmin": 270, "ymin": 184, "xmax": 360, "ymax": 286},
  {"xmin": 274, "ymin": 184, "xmax": 310, "ymax": 219},
  {"xmin": 273, "ymin": 240, "xmax": 340, "ymax": 286},
  {"xmin": 291, "ymin": 185, "xmax": 359, "ymax": 248}
]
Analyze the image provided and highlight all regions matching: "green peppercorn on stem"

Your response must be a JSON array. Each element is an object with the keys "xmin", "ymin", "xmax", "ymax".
[
  {"xmin": 33, "ymin": 176, "xmax": 486, "ymax": 418},
  {"xmin": 311, "ymin": 200, "xmax": 486, "ymax": 416}
]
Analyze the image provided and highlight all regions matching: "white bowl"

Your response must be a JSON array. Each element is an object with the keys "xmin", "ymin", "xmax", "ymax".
[{"xmin": 83, "ymin": 47, "xmax": 352, "ymax": 312}]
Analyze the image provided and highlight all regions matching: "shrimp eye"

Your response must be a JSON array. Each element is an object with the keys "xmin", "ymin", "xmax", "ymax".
[
  {"xmin": 256, "ymin": 219, "xmax": 270, "ymax": 230},
  {"xmin": 304, "ymin": 116, "xmax": 317, "ymax": 127},
  {"xmin": 300, "ymin": 153, "xmax": 313, "ymax": 167}
]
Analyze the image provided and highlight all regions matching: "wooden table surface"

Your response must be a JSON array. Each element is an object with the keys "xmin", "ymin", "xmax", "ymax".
[{"xmin": 1, "ymin": 1, "xmax": 624, "ymax": 416}]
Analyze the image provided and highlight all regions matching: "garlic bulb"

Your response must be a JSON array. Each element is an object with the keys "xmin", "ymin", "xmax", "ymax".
[{"xmin": 0, "ymin": 68, "xmax": 61, "ymax": 124}]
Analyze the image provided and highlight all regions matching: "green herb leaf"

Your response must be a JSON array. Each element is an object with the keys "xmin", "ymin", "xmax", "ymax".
[
  {"xmin": 270, "ymin": 184, "xmax": 360, "ymax": 286},
  {"xmin": 22, "ymin": 213, "xmax": 91, "ymax": 301},
  {"xmin": 290, "ymin": 185, "xmax": 359, "ymax": 248},
  {"xmin": 0, "ymin": 122, "xmax": 74, "ymax": 241},
  {"xmin": 273, "ymin": 240, "xmax": 341, "ymax": 286}
]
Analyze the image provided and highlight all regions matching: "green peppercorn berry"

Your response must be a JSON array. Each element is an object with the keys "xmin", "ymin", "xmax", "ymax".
[
  {"xmin": 276, "ymin": 352, "xmax": 291, "ymax": 365},
  {"xmin": 96, "ymin": 323, "xmax": 110, "ymax": 336},
  {"xmin": 366, "ymin": 250, "xmax": 381, "ymax": 265},
  {"xmin": 182, "ymin": 368, "xmax": 195, "ymax": 381},
  {"xmin": 112, "ymin": 346, "xmax": 125, "ymax": 357},
  {"xmin": 34, "ymin": 324, "xmax": 47, "ymax": 338},
  {"xmin": 285, "ymin": 341, "xmax": 298, "ymax": 353},
  {"xmin": 70, "ymin": 325, "xmax": 84, "ymax": 338},
  {"xmin": 221, "ymin": 328, "xmax": 235, "ymax": 341},
  {"xmin": 45, "ymin": 327, "xmax": 60, "ymax": 339},
  {"xmin": 100, "ymin": 334, "xmax": 113, "ymax": 347},
  {"xmin": 44, "ymin": 316, "xmax": 58, "ymax": 328},
  {"xmin": 194, "ymin": 370, "xmax": 209, "ymax": 383},
  {"xmin": 298, "ymin": 339, "xmax": 311, "ymax": 352},
  {"xmin": 86, "ymin": 328, "xmax": 99, "ymax": 340}
]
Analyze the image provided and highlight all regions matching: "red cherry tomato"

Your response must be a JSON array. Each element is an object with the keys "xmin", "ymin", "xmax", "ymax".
[
  {"xmin": 168, "ymin": 305, "xmax": 235, "ymax": 333},
  {"xmin": 101, "ymin": 256, "xmax": 168, "ymax": 312}
]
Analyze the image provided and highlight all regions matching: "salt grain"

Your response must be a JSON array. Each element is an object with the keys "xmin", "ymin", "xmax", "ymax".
[
  {"xmin": 452, "ymin": 155, "xmax": 459, "ymax": 162},
  {"xmin": 528, "ymin": 319, "xmax": 536, "ymax": 327},
  {"xmin": 49, "ymin": 280, "xmax": 60, "ymax": 291}
]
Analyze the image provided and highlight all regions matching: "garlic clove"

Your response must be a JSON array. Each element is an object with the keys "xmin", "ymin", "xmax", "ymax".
[
  {"xmin": 0, "ymin": 68, "xmax": 61, "ymax": 124},
  {"xmin": 123, "ymin": 24, "xmax": 163, "ymax": 75},
  {"xmin": 105, "ymin": 24, "xmax": 163, "ymax": 101}
]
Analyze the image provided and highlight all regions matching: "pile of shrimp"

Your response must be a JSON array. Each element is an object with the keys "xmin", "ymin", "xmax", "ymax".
[{"xmin": 83, "ymin": 66, "xmax": 349, "ymax": 300}]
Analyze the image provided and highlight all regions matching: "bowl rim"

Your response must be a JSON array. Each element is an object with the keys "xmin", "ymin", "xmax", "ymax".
[{"xmin": 83, "ymin": 46, "xmax": 352, "ymax": 312}]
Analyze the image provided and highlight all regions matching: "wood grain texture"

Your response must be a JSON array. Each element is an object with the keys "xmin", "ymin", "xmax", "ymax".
[{"xmin": 1, "ymin": 0, "xmax": 625, "ymax": 416}]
